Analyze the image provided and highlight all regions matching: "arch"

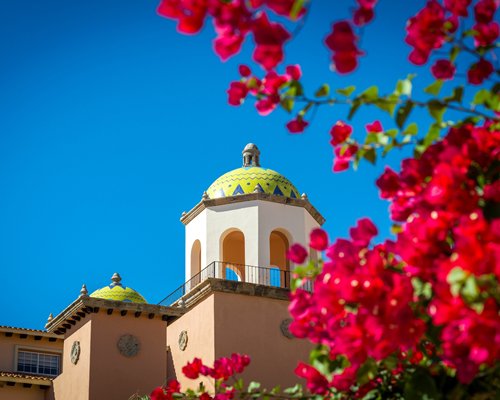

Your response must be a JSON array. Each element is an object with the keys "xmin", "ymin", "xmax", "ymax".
[
  {"xmin": 269, "ymin": 229, "xmax": 291, "ymax": 288},
  {"xmin": 220, "ymin": 229, "xmax": 245, "ymax": 281},
  {"xmin": 190, "ymin": 240, "xmax": 202, "ymax": 284}
]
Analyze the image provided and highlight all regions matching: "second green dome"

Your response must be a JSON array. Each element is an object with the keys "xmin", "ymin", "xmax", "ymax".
[{"xmin": 90, "ymin": 273, "xmax": 147, "ymax": 303}]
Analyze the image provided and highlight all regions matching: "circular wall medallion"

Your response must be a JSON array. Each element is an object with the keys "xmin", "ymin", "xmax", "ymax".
[
  {"xmin": 117, "ymin": 334, "xmax": 140, "ymax": 357},
  {"xmin": 70, "ymin": 341, "xmax": 80, "ymax": 365},
  {"xmin": 280, "ymin": 318, "xmax": 294, "ymax": 339},
  {"xmin": 178, "ymin": 330, "xmax": 188, "ymax": 351}
]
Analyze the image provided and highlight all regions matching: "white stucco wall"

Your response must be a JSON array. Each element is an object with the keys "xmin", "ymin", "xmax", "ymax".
[{"xmin": 184, "ymin": 200, "xmax": 321, "ymax": 284}]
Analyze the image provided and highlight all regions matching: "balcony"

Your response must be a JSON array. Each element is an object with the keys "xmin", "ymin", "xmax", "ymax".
[{"xmin": 158, "ymin": 261, "xmax": 311, "ymax": 306}]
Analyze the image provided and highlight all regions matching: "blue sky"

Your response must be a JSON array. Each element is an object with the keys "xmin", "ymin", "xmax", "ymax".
[{"xmin": 0, "ymin": 0, "xmax": 435, "ymax": 328}]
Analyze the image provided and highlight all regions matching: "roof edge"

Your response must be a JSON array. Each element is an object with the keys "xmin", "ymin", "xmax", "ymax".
[
  {"xmin": 45, "ymin": 296, "xmax": 186, "ymax": 334},
  {"xmin": 180, "ymin": 193, "xmax": 325, "ymax": 226}
]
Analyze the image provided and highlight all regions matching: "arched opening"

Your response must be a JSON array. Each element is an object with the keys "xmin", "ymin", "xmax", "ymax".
[
  {"xmin": 190, "ymin": 240, "xmax": 202, "ymax": 285},
  {"xmin": 269, "ymin": 230, "xmax": 290, "ymax": 288},
  {"xmin": 221, "ymin": 230, "xmax": 245, "ymax": 281}
]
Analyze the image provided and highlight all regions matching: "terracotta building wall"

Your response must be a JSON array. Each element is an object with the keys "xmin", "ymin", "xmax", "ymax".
[
  {"xmin": 167, "ymin": 294, "xmax": 215, "ymax": 390},
  {"xmin": 213, "ymin": 291, "xmax": 312, "ymax": 390},
  {"xmin": 52, "ymin": 320, "xmax": 92, "ymax": 400},
  {"xmin": 87, "ymin": 312, "xmax": 167, "ymax": 400},
  {"xmin": 0, "ymin": 335, "xmax": 62, "ymax": 373},
  {"xmin": 0, "ymin": 385, "xmax": 48, "ymax": 400}
]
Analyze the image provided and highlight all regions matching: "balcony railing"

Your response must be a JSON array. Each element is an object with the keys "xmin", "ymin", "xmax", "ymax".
[{"xmin": 158, "ymin": 261, "xmax": 311, "ymax": 306}]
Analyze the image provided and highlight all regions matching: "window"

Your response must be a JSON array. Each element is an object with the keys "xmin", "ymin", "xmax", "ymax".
[{"xmin": 17, "ymin": 350, "xmax": 60, "ymax": 376}]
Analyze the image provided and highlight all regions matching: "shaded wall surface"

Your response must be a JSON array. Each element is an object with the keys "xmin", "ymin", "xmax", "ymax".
[
  {"xmin": 53, "ymin": 312, "xmax": 167, "ymax": 400},
  {"xmin": 168, "ymin": 289, "xmax": 311, "ymax": 391},
  {"xmin": 0, "ymin": 385, "xmax": 49, "ymax": 400}
]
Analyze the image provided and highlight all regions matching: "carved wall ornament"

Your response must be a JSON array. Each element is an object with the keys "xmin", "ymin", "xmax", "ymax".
[
  {"xmin": 178, "ymin": 330, "xmax": 188, "ymax": 351},
  {"xmin": 280, "ymin": 318, "xmax": 294, "ymax": 339},
  {"xmin": 117, "ymin": 334, "xmax": 140, "ymax": 357},
  {"xmin": 70, "ymin": 341, "xmax": 81, "ymax": 365}
]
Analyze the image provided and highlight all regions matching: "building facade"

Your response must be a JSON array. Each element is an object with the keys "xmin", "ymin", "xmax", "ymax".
[{"xmin": 0, "ymin": 144, "xmax": 324, "ymax": 399}]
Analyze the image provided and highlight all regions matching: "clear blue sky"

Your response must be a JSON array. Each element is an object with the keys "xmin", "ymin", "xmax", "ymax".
[{"xmin": 0, "ymin": 0, "xmax": 434, "ymax": 328}]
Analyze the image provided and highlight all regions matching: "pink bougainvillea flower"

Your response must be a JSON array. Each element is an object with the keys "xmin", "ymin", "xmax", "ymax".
[
  {"xmin": 214, "ymin": 33, "xmax": 245, "ymax": 60},
  {"xmin": 325, "ymin": 21, "xmax": 357, "ymax": 52},
  {"xmin": 325, "ymin": 21, "xmax": 361, "ymax": 73},
  {"xmin": 353, "ymin": 6, "xmax": 375, "ymax": 26},
  {"xmin": 405, "ymin": 0, "xmax": 447, "ymax": 65},
  {"xmin": 474, "ymin": 0, "xmax": 498, "ymax": 23},
  {"xmin": 431, "ymin": 59, "xmax": 456, "ymax": 80},
  {"xmin": 230, "ymin": 353, "xmax": 250, "ymax": 373},
  {"xmin": 157, "ymin": 0, "xmax": 208, "ymax": 34},
  {"xmin": 238, "ymin": 64, "xmax": 251, "ymax": 77},
  {"xmin": 286, "ymin": 118, "xmax": 308, "ymax": 134},
  {"xmin": 333, "ymin": 144, "xmax": 358, "ymax": 172},
  {"xmin": 444, "ymin": 0, "xmax": 471, "ymax": 16},
  {"xmin": 150, "ymin": 387, "xmax": 169, "ymax": 400},
  {"xmin": 365, "ymin": 120, "xmax": 383, "ymax": 133},
  {"xmin": 227, "ymin": 81, "xmax": 248, "ymax": 106},
  {"xmin": 330, "ymin": 121, "xmax": 353, "ymax": 145},
  {"xmin": 251, "ymin": 12, "xmax": 291, "ymax": 70},
  {"xmin": 309, "ymin": 228, "xmax": 329, "ymax": 251},
  {"xmin": 255, "ymin": 95, "xmax": 279, "ymax": 115},
  {"xmin": 150, "ymin": 380, "xmax": 181, "ymax": 400},
  {"xmin": 473, "ymin": 21, "xmax": 499, "ymax": 47},
  {"xmin": 285, "ymin": 64, "xmax": 302, "ymax": 80},
  {"xmin": 182, "ymin": 357, "xmax": 203, "ymax": 379},
  {"xmin": 287, "ymin": 243, "xmax": 308, "ymax": 264},
  {"xmin": 467, "ymin": 58, "xmax": 494, "ymax": 84},
  {"xmin": 349, "ymin": 218, "xmax": 378, "ymax": 246},
  {"xmin": 294, "ymin": 362, "xmax": 329, "ymax": 394}
]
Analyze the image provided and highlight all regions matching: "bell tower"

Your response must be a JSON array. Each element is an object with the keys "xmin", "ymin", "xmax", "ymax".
[{"xmin": 180, "ymin": 143, "xmax": 324, "ymax": 290}]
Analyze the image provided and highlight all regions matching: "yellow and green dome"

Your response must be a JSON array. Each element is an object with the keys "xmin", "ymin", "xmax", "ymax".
[
  {"xmin": 90, "ymin": 273, "xmax": 147, "ymax": 303},
  {"xmin": 207, "ymin": 167, "xmax": 300, "ymax": 199},
  {"xmin": 206, "ymin": 144, "xmax": 300, "ymax": 199}
]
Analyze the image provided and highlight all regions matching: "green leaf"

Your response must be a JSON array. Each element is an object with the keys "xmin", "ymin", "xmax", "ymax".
[
  {"xmin": 374, "ymin": 94, "xmax": 398, "ymax": 116},
  {"xmin": 247, "ymin": 381, "xmax": 261, "ymax": 392},
  {"xmin": 385, "ymin": 129, "xmax": 398, "ymax": 138},
  {"xmin": 290, "ymin": 0, "xmax": 305, "ymax": 20},
  {"xmin": 427, "ymin": 100, "xmax": 446, "ymax": 123},
  {"xmin": 396, "ymin": 100, "xmax": 414, "ymax": 129},
  {"xmin": 363, "ymin": 147, "xmax": 377, "ymax": 165},
  {"xmin": 424, "ymin": 80, "xmax": 444, "ymax": 96},
  {"xmin": 289, "ymin": 80, "xmax": 304, "ymax": 97},
  {"xmin": 404, "ymin": 368, "xmax": 441, "ymax": 400},
  {"xmin": 360, "ymin": 86, "xmax": 379, "ymax": 102},
  {"xmin": 450, "ymin": 46, "xmax": 460, "ymax": 62},
  {"xmin": 473, "ymin": 89, "xmax": 491, "ymax": 106},
  {"xmin": 356, "ymin": 358, "xmax": 378, "ymax": 386},
  {"xmin": 336, "ymin": 85, "xmax": 356, "ymax": 97},
  {"xmin": 348, "ymin": 98, "xmax": 361, "ymax": 120},
  {"xmin": 462, "ymin": 275, "xmax": 480, "ymax": 301},
  {"xmin": 396, "ymin": 78, "xmax": 412, "ymax": 96},
  {"xmin": 280, "ymin": 97, "xmax": 294, "ymax": 113},
  {"xmin": 283, "ymin": 384, "xmax": 303, "ymax": 395},
  {"xmin": 404, "ymin": 122, "xmax": 418, "ymax": 136},
  {"xmin": 314, "ymin": 83, "xmax": 330, "ymax": 97},
  {"xmin": 444, "ymin": 86, "xmax": 464, "ymax": 104},
  {"xmin": 447, "ymin": 267, "xmax": 467, "ymax": 285},
  {"xmin": 423, "ymin": 123, "xmax": 442, "ymax": 148}
]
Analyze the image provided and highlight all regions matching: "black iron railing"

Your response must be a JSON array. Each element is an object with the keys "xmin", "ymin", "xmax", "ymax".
[{"xmin": 158, "ymin": 261, "xmax": 310, "ymax": 306}]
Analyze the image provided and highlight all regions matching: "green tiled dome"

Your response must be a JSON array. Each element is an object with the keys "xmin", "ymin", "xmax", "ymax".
[
  {"xmin": 206, "ymin": 167, "xmax": 300, "ymax": 199},
  {"xmin": 90, "ymin": 273, "xmax": 147, "ymax": 303},
  {"xmin": 206, "ymin": 144, "xmax": 300, "ymax": 199}
]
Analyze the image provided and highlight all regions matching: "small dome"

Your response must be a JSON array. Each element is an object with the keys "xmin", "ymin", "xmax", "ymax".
[
  {"xmin": 206, "ymin": 144, "xmax": 300, "ymax": 199},
  {"xmin": 90, "ymin": 273, "xmax": 147, "ymax": 304}
]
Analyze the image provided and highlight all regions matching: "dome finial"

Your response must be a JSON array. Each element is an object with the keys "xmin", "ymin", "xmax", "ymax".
[
  {"xmin": 80, "ymin": 284, "xmax": 88, "ymax": 298},
  {"xmin": 242, "ymin": 143, "xmax": 260, "ymax": 167},
  {"xmin": 111, "ymin": 272, "xmax": 122, "ymax": 287}
]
